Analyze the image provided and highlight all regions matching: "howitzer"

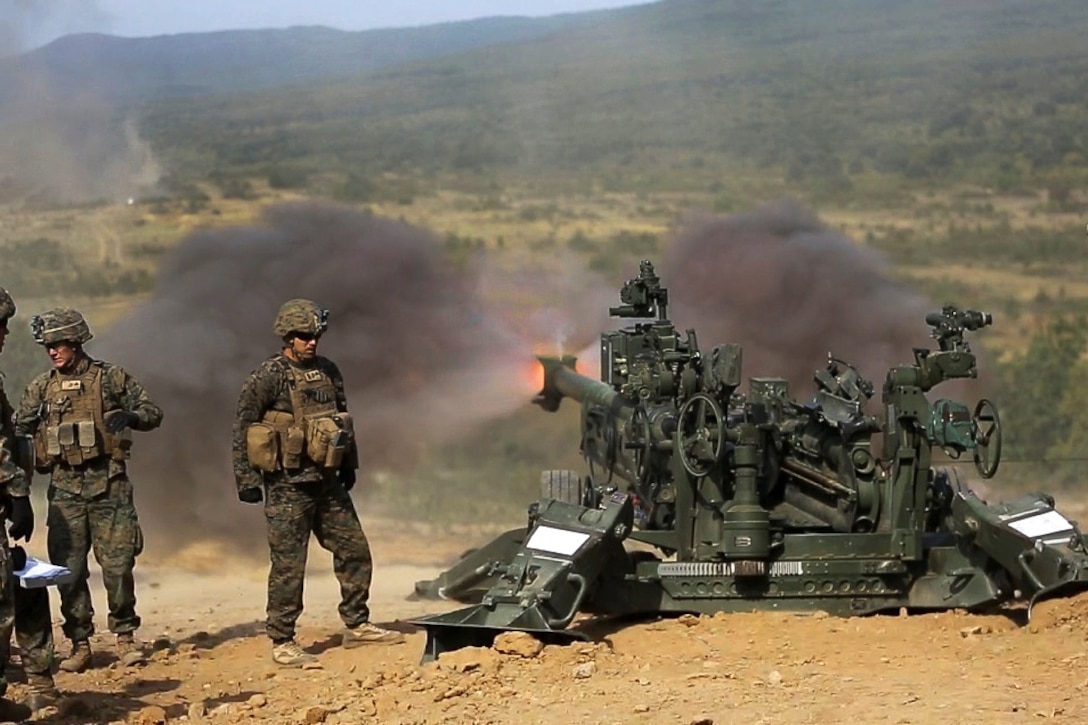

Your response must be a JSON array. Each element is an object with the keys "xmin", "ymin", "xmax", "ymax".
[{"xmin": 412, "ymin": 260, "xmax": 1088, "ymax": 661}]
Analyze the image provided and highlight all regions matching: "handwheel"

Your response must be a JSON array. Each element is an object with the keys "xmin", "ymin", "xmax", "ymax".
[
  {"xmin": 675, "ymin": 392, "xmax": 725, "ymax": 477},
  {"xmin": 629, "ymin": 404, "xmax": 654, "ymax": 486},
  {"xmin": 972, "ymin": 398, "xmax": 1002, "ymax": 479}
]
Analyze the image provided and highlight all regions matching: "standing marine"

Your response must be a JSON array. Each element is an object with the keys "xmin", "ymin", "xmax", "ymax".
[
  {"xmin": 232, "ymin": 298, "xmax": 403, "ymax": 667},
  {"xmin": 14, "ymin": 308, "xmax": 163, "ymax": 672},
  {"xmin": 0, "ymin": 288, "xmax": 58, "ymax": 713}
]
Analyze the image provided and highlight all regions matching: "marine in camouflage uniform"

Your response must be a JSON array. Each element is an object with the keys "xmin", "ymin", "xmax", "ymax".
[
  {"xmin": 232, "ymin": 299, "xmax": 403, "ymax": 667},
  {"xmin": 0, "ymin": 288, "xmax": 57, "ymax": 713},
  {"xmin": 13, "ymin": 308, "xmax": 163, "ymax": 673}
]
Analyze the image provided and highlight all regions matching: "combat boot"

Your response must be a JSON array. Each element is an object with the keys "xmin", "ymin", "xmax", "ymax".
[
  {"xmin": 341, "ymin": 622, "xmax": 405, "ymax": 648},
  {"xmin": 271, "ymin": 640, "xmax": 317, "ymax": 667},
  {"xmin": 24, "ymin": 673, "xmax": 59, "ymax": 713},
  {"xmin": 58, "ymin": 640, "xmax": 91, "ymax": 673},
  {"xmin": 116, "ymin": 633, "xmax": 146, "ymax": 666}
]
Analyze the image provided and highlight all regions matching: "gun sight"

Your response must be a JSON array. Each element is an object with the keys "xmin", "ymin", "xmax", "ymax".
[{"xmin": 925, "ymin": 307, "xmax": 992, "ymax": 332}]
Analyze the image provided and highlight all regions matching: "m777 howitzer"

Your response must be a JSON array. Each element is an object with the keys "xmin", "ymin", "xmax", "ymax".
[{"xmin": 411, "ymin": 260, "xmax": 1088, "ymax": 661}]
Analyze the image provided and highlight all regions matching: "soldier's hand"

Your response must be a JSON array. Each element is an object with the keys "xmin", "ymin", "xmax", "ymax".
[
  {"xmin": 339, "ymin": 468, "xmax": 357, "ymax": 491},
  {"xmin": 238, "ymin": 487, "xmax": 264, "ymax": 505},
  {"xmin": 7, "ymin": 496, "xmax": 34, "ymax": 542},
  {"xmin": 105, "ymin": 410, "xmax": 139, "ymax": 434}
]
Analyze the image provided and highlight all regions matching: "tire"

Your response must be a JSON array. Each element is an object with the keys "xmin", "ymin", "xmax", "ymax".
[{"xmin": 540, "ymin": 469, "xmax": 585, "ymax": 505}]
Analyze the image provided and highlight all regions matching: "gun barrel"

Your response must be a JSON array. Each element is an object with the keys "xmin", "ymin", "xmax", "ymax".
[{"xmin": 533, "ymin": 356, "xmax": 632, "ymax": 417}]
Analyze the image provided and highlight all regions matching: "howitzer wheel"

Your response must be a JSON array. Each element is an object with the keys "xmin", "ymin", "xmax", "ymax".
[
  {"xmin": 629, "ymin": 404, "xmax": 654, "ymax": 486},
  {"xmin": 972, "ymin": 398, "xmax": 1002, "ymax": 479},
  {"xmin": 676, "ymin": 392, "xmax": 725, "ymax": 477}
]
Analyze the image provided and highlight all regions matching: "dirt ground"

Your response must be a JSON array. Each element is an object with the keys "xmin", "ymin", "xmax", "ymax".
[{"xmin": 8, "ymin": 512, "xmax": 1088, "ymax": 725}]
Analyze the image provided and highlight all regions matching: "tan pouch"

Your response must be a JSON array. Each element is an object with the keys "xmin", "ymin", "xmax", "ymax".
[
  {"xmin": 33, "ymin": 434, "xmax": 51, "ymax": 473},
  {"xmin": 305, "ymin": 417, "xmax": 345, "ymax": 468},
  {"xmin": 282, "ymin": 424, "xmax": 305, "ymax": 470},
  {"xmin": 57, "ymin": 423, "xmax": 76, "ymax": 448},
  {"xmin": 44, "ymin": 426, "xmax": 61, "ymax": 457},
  {"xmin": 77, "ymin": 420, "xmax": 96, "ymax": 448},
  {"xmin": 246, "ymin": 423, "xmax": 280, "ymax": 472}
]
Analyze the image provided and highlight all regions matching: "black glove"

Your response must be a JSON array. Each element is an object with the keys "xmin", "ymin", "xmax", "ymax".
[
  {"xmin": 10, "ymin": 546, "xmax": 26, "ymax": 572},
  {"xmin": 238, "ymin": 487, "xmax": 263, "ymax": 504},
  {"xmin": 339, "ymin": 468, "xmax": 357, "ymax": 491},
  {"xmin": 105, "ymin": 410, "xmax": 139, "ymax": 434},
  {"xmin": 8, "ymin": 496, "xmax": 34, "ymax": 542}
]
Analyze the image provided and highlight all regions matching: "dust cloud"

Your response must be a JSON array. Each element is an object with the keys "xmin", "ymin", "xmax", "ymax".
[{"xmin": 0, "ymin": 2, "xmax": 158, "ymax": 205}]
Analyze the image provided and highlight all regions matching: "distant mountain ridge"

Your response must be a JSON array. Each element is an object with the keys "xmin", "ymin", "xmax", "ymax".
[{"xmin": 0, "ymin": 12, "xmax": 610, "ymax": 103}]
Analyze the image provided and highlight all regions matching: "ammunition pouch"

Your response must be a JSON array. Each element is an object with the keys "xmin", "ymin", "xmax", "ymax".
[
  {"xmin": 246, "ymin": 422, "xmax": 280, "ymax": 472},
  {"xmin": 250, "ymin": 411, "xmax": 307, "ymax": 472},
  {"xmin": 305, "ymin": 413, "xmax": 354, "ymax": 470}
]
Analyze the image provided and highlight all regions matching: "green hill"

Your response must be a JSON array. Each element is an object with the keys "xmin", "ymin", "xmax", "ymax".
[{"xmin": 126, "ymin": 0, "xmax": 1088, "ymax": 197}]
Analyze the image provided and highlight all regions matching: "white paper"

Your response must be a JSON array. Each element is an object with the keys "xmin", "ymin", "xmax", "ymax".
[
  {"xmin": 1007, "ymin": 510, "xmax": 1073, "ymax": 539},
  {"xmin": 525, "ymin": 526, "xmax": 590, "ymax": 556},
  {"xmin": 14, "ymin": 556, "xmax": 74, "ymax": 589}
]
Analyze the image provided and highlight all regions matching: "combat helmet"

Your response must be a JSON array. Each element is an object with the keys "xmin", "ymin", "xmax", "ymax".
[
  {"xmin": 273, "ymin": 299, "xmax": 329, "ymax": 338},
  {"xmin": 0, "ymin": 287, "xmax": 14, "ymax": 323},
  {"xmin": 30, "ymin": 308, "xmax": 93, "ymax": 345}
]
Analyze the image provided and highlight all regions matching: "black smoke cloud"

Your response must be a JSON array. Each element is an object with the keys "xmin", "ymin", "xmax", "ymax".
[
  {"xmin": 97, "ymin": 198, "xmax": 973, "ymax": 554},
  {"xmin": 660, "ymin": 199, "xmax": 972, "ymax": 398},
  {"xmin": 97, "ymin": 201, "xmax": 602, "ymax": 551}
]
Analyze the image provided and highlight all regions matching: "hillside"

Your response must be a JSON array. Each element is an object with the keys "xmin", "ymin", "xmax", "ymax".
[
  {"xmin": 0, "ymin": 0, "xmax": 1086, "ymax": 527},
  {"xmin": 126, "ymin": 0, "xmax": 1088, "ymax": 198},
  {"xmin": 0, "ymin": 15, "xmax": 597, "ymax": 103}
]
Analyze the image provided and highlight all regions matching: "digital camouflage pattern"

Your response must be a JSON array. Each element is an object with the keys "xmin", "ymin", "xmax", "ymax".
[
  {"xmin": 29, "ymin": 307, "xmax": 93, "ymax": 345},
  {"xmin": 233, "ymin": 350, "xmax": 369, "ymax": 642},
  {"xmin": 0, "ymin": 309, "xmax": 55, "ymax": 688},
  {"xmin": 47, "ymin": 480, "xmax": 143, "ymax": 641},
  {"xmin": 15, "ymin": 357, "xmax": 163, "ymax": 497},
  {"xmin": 272, "ymin": 299, "xmax": 329, "ymax": 338},
  {"xmin": 14, "ymin": 355, "xmax": 162, "ymax": 642},
  {"xmin": 0, "ymin": 287, "xmax": 14, "ymax": 321},
  {"xmin": 0, "ymin": 376, "xmax": 28, "ymax": 498},
  {"xmin": 231, "ymin": 354, "xmax": 357, "ymax": 493},
  {"xmin": 264, "ymin": 476, "xmax": 373, "ymax": 641}
]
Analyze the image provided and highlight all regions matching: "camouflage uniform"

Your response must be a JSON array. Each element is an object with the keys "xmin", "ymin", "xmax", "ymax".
[
  {"xmin": 0, "ymin": 376, "xmax": 55, "ymax": 689},
  {"xmin": 232, "ymin": 300, "xmax": 377, "ymax": 646},
  {"xmin": 0, "ymin": 289, "xmax": 55, "ymax": 706},
  {"xmin": 13, "ymin": 310, "xmax": 163, "ymax": 649}
]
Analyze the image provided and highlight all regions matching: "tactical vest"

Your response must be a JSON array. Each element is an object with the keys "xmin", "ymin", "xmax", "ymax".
[
  {"xmin": 33, "ymin": 365, "xmax": 129, "ymax": 470},
  {"xmin": 247, "ymin": 361, "xmax": 354, "ymax": 472}
]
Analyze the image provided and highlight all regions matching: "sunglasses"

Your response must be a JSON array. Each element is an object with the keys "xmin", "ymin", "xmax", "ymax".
[{"xmin": 293, "ymin": 332, "xmax": 321, "ymax": 342}]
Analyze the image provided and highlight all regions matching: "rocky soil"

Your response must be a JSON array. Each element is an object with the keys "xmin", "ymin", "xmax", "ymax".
[{"xmin": 7, "ymin": 518, "xmax": 1088, "ymax": 724}]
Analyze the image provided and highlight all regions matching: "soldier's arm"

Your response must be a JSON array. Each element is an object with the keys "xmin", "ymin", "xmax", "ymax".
[
  {"xmin": 0, "ymin": 380, "xmax": 28, "ymax": 496},
  {"xmin": 232, "ymin": 365, "xmax": 276, "ymax": 491},
  {"xmin": 327, "ymin": 360, "xmax": 359, "ymax": 470},
  {"xmin": 115, "ymin": 368, "xmax": 164, "ymax": 431},
  {"xmin": 13, "ymin": 376, "xmax": 46, "ymax": 438}
]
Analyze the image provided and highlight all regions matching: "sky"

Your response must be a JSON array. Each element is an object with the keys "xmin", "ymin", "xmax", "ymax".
[{"xmin": 5, "ymin": 0, "xmax": 649, "ymax": 51}]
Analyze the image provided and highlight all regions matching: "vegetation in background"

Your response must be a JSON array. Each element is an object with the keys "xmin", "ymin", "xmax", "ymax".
[{"xmin": 3, "ymin": 0, "xmax": 1088, "ymax": 521}]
